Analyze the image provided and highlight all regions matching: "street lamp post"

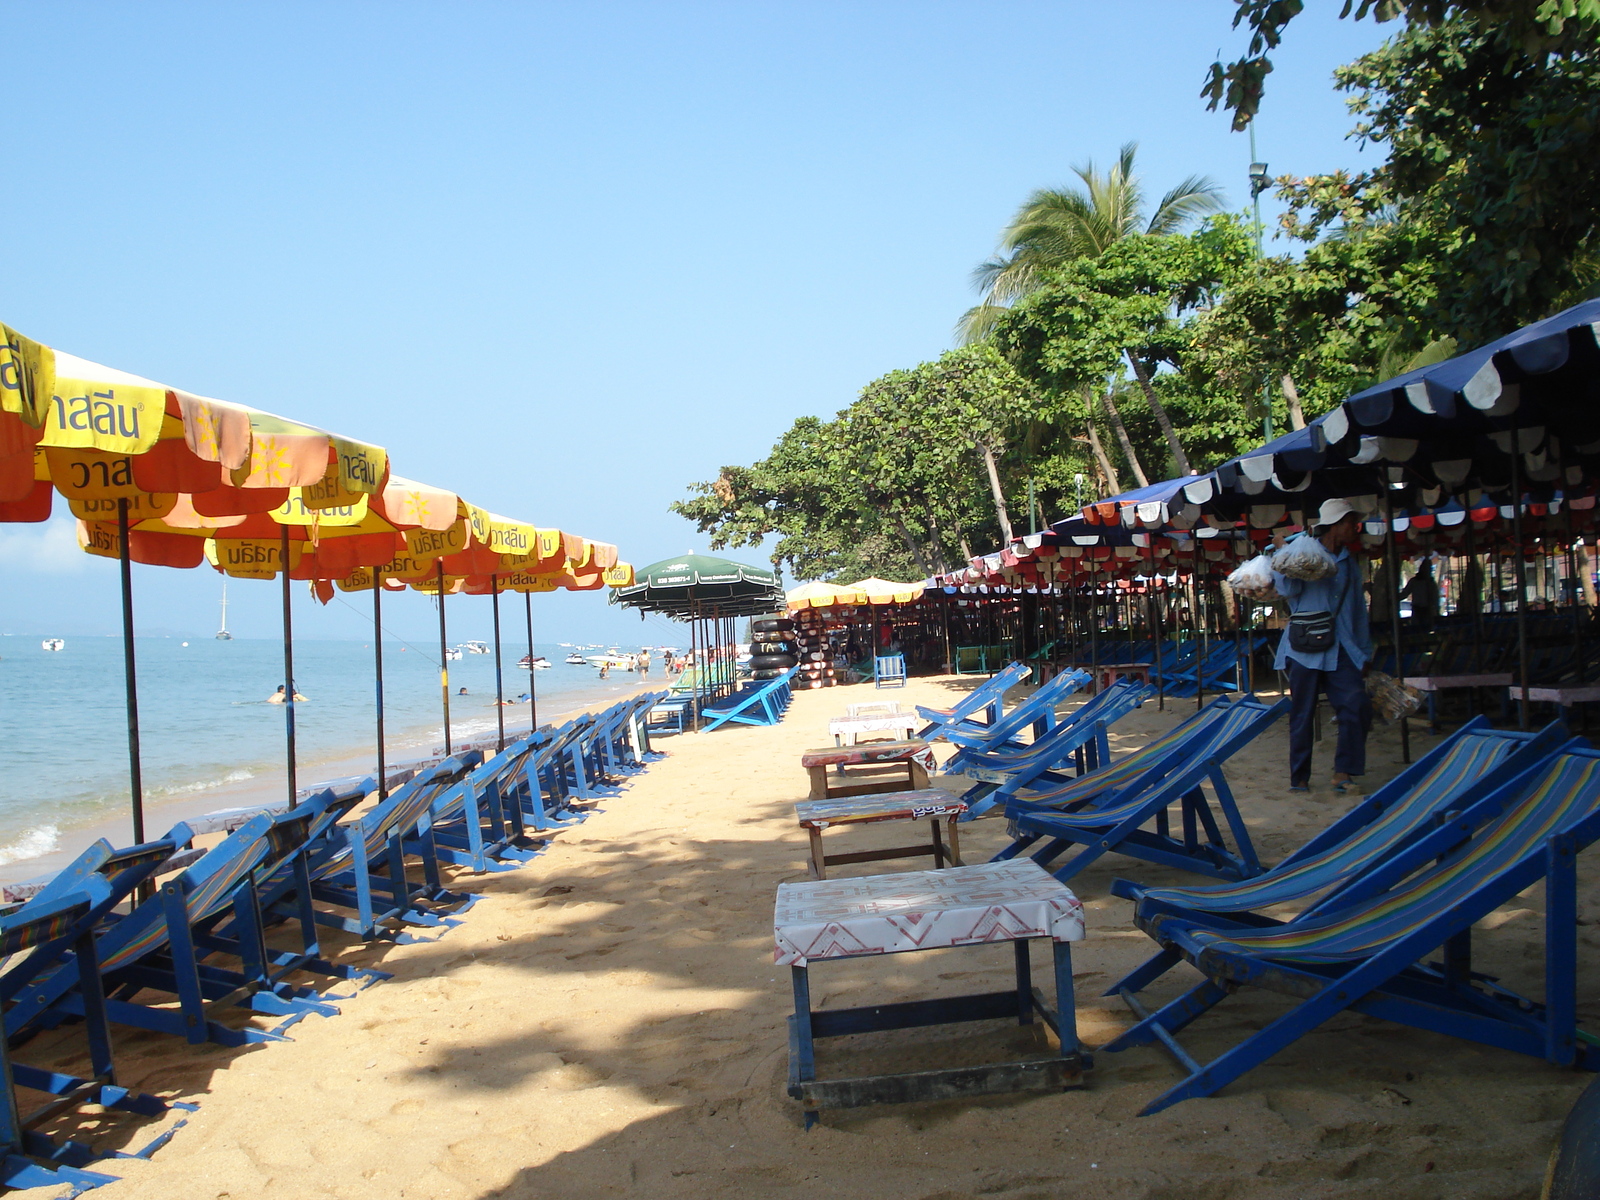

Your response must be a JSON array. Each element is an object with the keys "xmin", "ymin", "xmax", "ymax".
[{"xmin": 1249, "ymin": 124, "xmax": 1273, "ymax": 443}]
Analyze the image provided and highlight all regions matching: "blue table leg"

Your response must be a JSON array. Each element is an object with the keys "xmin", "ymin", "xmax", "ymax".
[
  {"xmin": 1053, "ymin": 941, "xmax": 1079, "ymax": 1057},
  {"xmin": 790, "ymin": 965, "xmax": 818, "ymax": 1129},
  {"xmin": 1014, "ymin": 939, "xmax": 1033, "ymax": 1025}
]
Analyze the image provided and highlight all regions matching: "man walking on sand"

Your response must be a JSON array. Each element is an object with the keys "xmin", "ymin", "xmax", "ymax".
[{"xmin": 1271, "ymin": 497, "xmax": 1373, "ymax": 795}]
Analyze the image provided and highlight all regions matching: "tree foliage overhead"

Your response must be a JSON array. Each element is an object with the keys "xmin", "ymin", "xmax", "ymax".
[{"xmin": 1205, "ymin": 0, "xmax": 1600, "ymax": 130}]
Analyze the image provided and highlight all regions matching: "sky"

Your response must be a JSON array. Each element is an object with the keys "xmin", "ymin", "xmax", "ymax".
[{"xmin": 0, "ymin": 1, "xmax": 1391, "ymax": 645}]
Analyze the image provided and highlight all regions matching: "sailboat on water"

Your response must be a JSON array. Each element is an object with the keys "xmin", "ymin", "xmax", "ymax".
[{"xmin": 216, "ymin": 581, "xmax": 233, "ymax": 641}]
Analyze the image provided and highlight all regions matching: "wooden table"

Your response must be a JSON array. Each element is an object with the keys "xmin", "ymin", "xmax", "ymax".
[
  {"xmin": 775, "ymin": 859, "xmax": 1089, "ymax": 1127},
  {"xmin": 1403, "ymin": 672, "xmax": 1514, "ymax": 731},
  {"xmin": 1506, "ymin": 684, "xmax": 1600, "ymax": 725},
  {"xmin": 800, "ymin": 739, "xmax": 934, "ymax": 800},
  {"xmin": 795, "ymin": 790, "xmax": 967, "ymax": 879}
]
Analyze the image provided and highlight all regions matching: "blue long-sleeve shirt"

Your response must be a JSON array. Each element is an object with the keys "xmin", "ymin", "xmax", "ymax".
[{"xmin": 1271, "ymin": 544, "xmax": 1372, "ymax": 672}]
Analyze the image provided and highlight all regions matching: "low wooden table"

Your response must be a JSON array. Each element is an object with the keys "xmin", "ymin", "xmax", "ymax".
[
  {"xmin": 800, "ymin": 739, "xmax": 935, "ymax": 800},
  {"xmin": 1403, "ymin": 673, "xmax": 1514, "ymax": 731},
  {"xmin": 1506, "ymin": 684, "xmax": 1600, "ymax": 724},
  {"xmin": 795, "ymin": 790, "xmax": 967, "ymax": 879},
  {"xmin": 775, "ymin": 859, "xmax": 1089, "ymax": 1127}
]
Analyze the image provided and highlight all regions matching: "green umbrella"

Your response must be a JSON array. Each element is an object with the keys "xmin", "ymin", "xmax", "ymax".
[{"xmin": 612, "ymin": 553, "xmax": 783, "ymax": 618}]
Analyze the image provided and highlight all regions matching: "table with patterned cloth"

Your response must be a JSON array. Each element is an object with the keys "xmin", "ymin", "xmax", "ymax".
[
  {"xmin": 793, "ymin": 789, "xmax": 967, "ymax": 879},
  {"xmin": 774, "ymin": 859, "xmax": 1090, "ymax": 1125},
  {"xmin": 827, "ymin": 713, "xmax": 921, "ymax": 747},
  {"xmin": 799, "ymin": 739, "xmax": 935, "ymax": 800}
]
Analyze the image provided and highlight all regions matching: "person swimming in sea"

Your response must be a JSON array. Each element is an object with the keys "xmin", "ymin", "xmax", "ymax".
[{"xmin": 267, "ymin": 684, "xmax": 308, "ymax": 704}]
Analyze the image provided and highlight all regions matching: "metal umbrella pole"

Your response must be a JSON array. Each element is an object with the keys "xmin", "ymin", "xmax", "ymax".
[
  {"xmin": 1144, "ymin": 538, "xmax": 1166, "ymax": 711},
  {"xmin": 280, "ymin": 526, "xmax": 298, "ymax": 808},
  {"xmin": 492, "ymin": 575, "xmax": 505, "ymax": 753},
  {"xmin": 524, "ymin": 592, "xmax": 539, "ymax": 731},
  {"xmin": 1509, "ymin": 440, "xmax": 1531, "ymax": 731},
  {"xmin": 373, "ymin": 566, "xmax": 387, "ymax": 801},
  {"xmin": 1193, "ymin": 540, "xmax": 1206, "ymax": 712},
  {"xmin": 437, "ymin": 559, "xmax": 452, "ymax": 755},
  {"xmin": 117, "ymin": 499, "xmax": 146, "ymax": 844},
  {"xmin": 1382, "ymin": 493, "xmax": 1412, "ymax": 760}
]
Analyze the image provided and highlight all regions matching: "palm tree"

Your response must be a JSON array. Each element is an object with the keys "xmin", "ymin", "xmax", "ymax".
[{"xmin": 959, "ymin": 142, "xmax": 1224, "ymax": 480}]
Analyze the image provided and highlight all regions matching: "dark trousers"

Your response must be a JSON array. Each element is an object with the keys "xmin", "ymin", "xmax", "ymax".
[{"xmin": 1287, "ymin": 650, "xmax": 1372, "ymax": 786}]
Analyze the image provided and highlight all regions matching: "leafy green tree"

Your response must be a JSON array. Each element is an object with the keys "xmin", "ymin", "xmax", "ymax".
[
  {"xmin": 993, "ymin": 218, "xmax": 1257, "ymax": 480},
  {"xmin": 1205, "ymin": 0, "xmax": 1600, "ymax": 130},
  {"xmin": 959, "ymin": 142, "xmax": 1225, "ymax": 344}
]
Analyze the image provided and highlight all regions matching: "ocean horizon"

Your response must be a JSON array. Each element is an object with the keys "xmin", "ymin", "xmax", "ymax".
[{"xmin": 0, "ymin": 633, "xmax": 665, "ymax": 873}]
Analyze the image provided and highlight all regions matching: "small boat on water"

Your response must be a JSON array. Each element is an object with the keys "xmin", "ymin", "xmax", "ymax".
[
  {"xmin": 40, "ymin": 638, "xmax": 64, "ymax": 652},
  {"xmin": 443, "ymin": 647, "xmax": 464, "ymax": 661},
  {"xmin": 518, "ymin": 654, "xmax": 552, "ymax": 670},
  {"xmin": 216, "ymin": 581, "xmax": 233, "ymax": 641},
  {"xmin": 586, "ymin": 650, "xmax": 636, "ymax": 670},
  {"xmin": 460, "ymin": 640, "xmax": 491, "ymax": 655},
  {"xmin": 564, "ymin": 653, "xmax": 586, "ymax": 665}
]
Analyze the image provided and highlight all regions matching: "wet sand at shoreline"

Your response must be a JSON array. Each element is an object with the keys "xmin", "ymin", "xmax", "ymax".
[{"xmin": 19, "ymin": 674, "xmax": 1591, "ymax": 1199}]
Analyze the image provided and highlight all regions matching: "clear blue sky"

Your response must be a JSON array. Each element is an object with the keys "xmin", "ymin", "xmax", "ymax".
[{"xmin": 0, "ymin": 1, "xmax": 1388, "ymax": 645}]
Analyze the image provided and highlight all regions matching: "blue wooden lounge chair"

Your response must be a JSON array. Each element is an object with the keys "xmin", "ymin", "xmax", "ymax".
[
  {"xmin": 5, "ymin": 803, "xmax": 345, "ymax": 1049},
  {"xmin": 874, "ymin": 653, "xmax": 906, "ymax": 688},
  {"xmin": 700, "ymin": 668, "xmax": 798, "ymax": 731},
  {"xmin": 0, "ymin": 889, "xmax": 198, "ymax": 1194},
  {"xmin": 256, "ymin": 755, "xmax": 484, "ymax": 943},
  {"xmin": 967, "ymin": 693, "xmax": 1249, "ymax": 824},
  {"xmin": 1103, "ymin": 742, "xmax": 1600, "ymax": 1113},
  {"xmin": 915, "ymin": 661, "xmax": 1031, "ymax": 740},
  {"xmin": 994, "ymin": 695, "xmax": 1288, "ymax": 883},
  {"xmin": 938, "ymin": 667, "xmax": 1093, "ymax": 754},
  {"xmin": 945, "ymin": 677, "xmax": 1151, "ymax": 786},
  {"xmin": 1105, "ymin": 718, "xmax": 1570, "ymax": 1000}
]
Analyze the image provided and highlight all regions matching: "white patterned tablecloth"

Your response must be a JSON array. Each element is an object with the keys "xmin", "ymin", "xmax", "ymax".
[
  {"xmin": 794, "ymin": 790, "xmax": 968, "ymax": 828},
  {"xmin": 774, "ymin": 859, "xmax": 1084, "ymax": 966},
  {"xmin": 829, "ymin": 714, "xmax": 921, "ymax": 740}
]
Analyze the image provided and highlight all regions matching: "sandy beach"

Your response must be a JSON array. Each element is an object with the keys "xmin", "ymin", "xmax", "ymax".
[{"xmin": 20, "ymin": 673, "xmax": 1591, "ymax": 1200}]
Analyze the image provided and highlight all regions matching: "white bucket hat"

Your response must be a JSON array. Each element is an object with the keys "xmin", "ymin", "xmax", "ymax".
[{"xmin": 1311, "ymin": 497, "xmax": 1365, "ymax": 529}]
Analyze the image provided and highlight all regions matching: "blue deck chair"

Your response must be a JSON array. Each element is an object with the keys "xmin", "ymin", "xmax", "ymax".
[
  {"xmin": 874, "ymin": 654, "xmax": 906, "ymax": 688},
  {"xmin": 259, "ymin": 755, "xmax": 485, "ymax": 943},
  {"xmin": 946, "ymin": 677, "xmax": 1152, "ymax": 784},
  {"xmin": 700, "ymin": 668, "xmax": 798, "ymax": 731},
  {"xmin": 0, "ymin": 893, "xmax": 192, "ymax": 1194},
  {"xmin": 914, "ymin": 661, "xmax": 1031, "ymax": 740},
  {"xmin": 938, "ymin": 668, "xmax": 1093, "ymax": 754},
  {"xmin": 424, "ymin": 740, "xmax": 573, "ymax": 872},
  {"xmin": 1103, "ymin": 742, "xmax": 1600, "ymax": 1113},
  {"xmin": 966, "ymin": 693, "xmax": 1249, "ymax": 822},
  {"xmin": 1105, "ymin": 718, "xmax": 1569, "ymax": 999},
  {"xmin": 5, "ymin": 804, "xmax": 347, "ymax": 1049},
  {"xmin": 995, "ymin": 696, "xmax": 1288, "ymax": 882}
]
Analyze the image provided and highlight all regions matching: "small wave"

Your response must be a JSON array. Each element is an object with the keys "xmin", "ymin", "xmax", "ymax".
[
  {"xmin": 148, "ymin": 769, "xmax": 256, "ymax": 799},
  {"xmin": 0, "ymin": 825, "xmax": 60, "ymax": 866}
]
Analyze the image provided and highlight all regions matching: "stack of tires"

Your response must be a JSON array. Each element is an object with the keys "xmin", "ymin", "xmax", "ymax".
[
  {"xmin": 793, "ymin": 610, "xmax": 834, "ymax": 688},
  {"xmin": 749, "ymin": 616, "xmax": 798, "ymax": 681}
]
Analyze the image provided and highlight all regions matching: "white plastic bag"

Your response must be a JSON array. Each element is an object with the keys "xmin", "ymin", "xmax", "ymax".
[
  {"xmin": 1274, "ymin": 532, "xmax": 1339, "ymax": 582},
  {"xmin": 1227, "ymin": 551, "xmax": 1281, "ymax": 601}
]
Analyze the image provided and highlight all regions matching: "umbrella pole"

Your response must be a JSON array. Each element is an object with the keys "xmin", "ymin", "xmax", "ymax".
[
  {"xmin": 280, "ymin": 526, "xmax": 298, "ymax": 808},
  {"xmin": 1510, "ymin": 443, "xmax": 1531, "ymax": 731},
  {"xmin": 1382, "ymin": 492, "xmax": 1412, "ymax": 759},
  {"xmin": 117, "ymin": 500, "xmax": 145, "ymax": 844},
  {"xmin": 1193, "ymin": 540, "xmax": 1205, "ymax": 712},
  {"xmin": 438, "ymin": 560, "xmax": 452, "ymax": 755},
  {"xmin": 1088, "ymin": 566, "xmax": 1099, "ymax": 694},
  {"xmin": 374, "ymin": 567, "xmax": 386, "ymax": 801},
  {"xmin": 525, "ymin": 592, "xmax": 539, "ymax": 731},
  {"xmin": 1146, "ymin": 539, "xmax": 1166, "ymax": 711},
  {"xmin": 492, "ymin": 575, "xmax": 505, "ymax": 753}
]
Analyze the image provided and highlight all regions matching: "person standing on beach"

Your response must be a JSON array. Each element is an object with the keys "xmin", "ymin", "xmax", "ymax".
[
  {"xmin": 638, "ymin": 649, "xmax": 651, "ymax": 678},
  {"xmin": 1271, "ymin": 498, "xmax": 1373, "ymax": 795}
]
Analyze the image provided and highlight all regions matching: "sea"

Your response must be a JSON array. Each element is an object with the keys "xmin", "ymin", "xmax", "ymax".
[{"xmin": 0, "ymin": 635, "xmax": 650, "ymax": 877}]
